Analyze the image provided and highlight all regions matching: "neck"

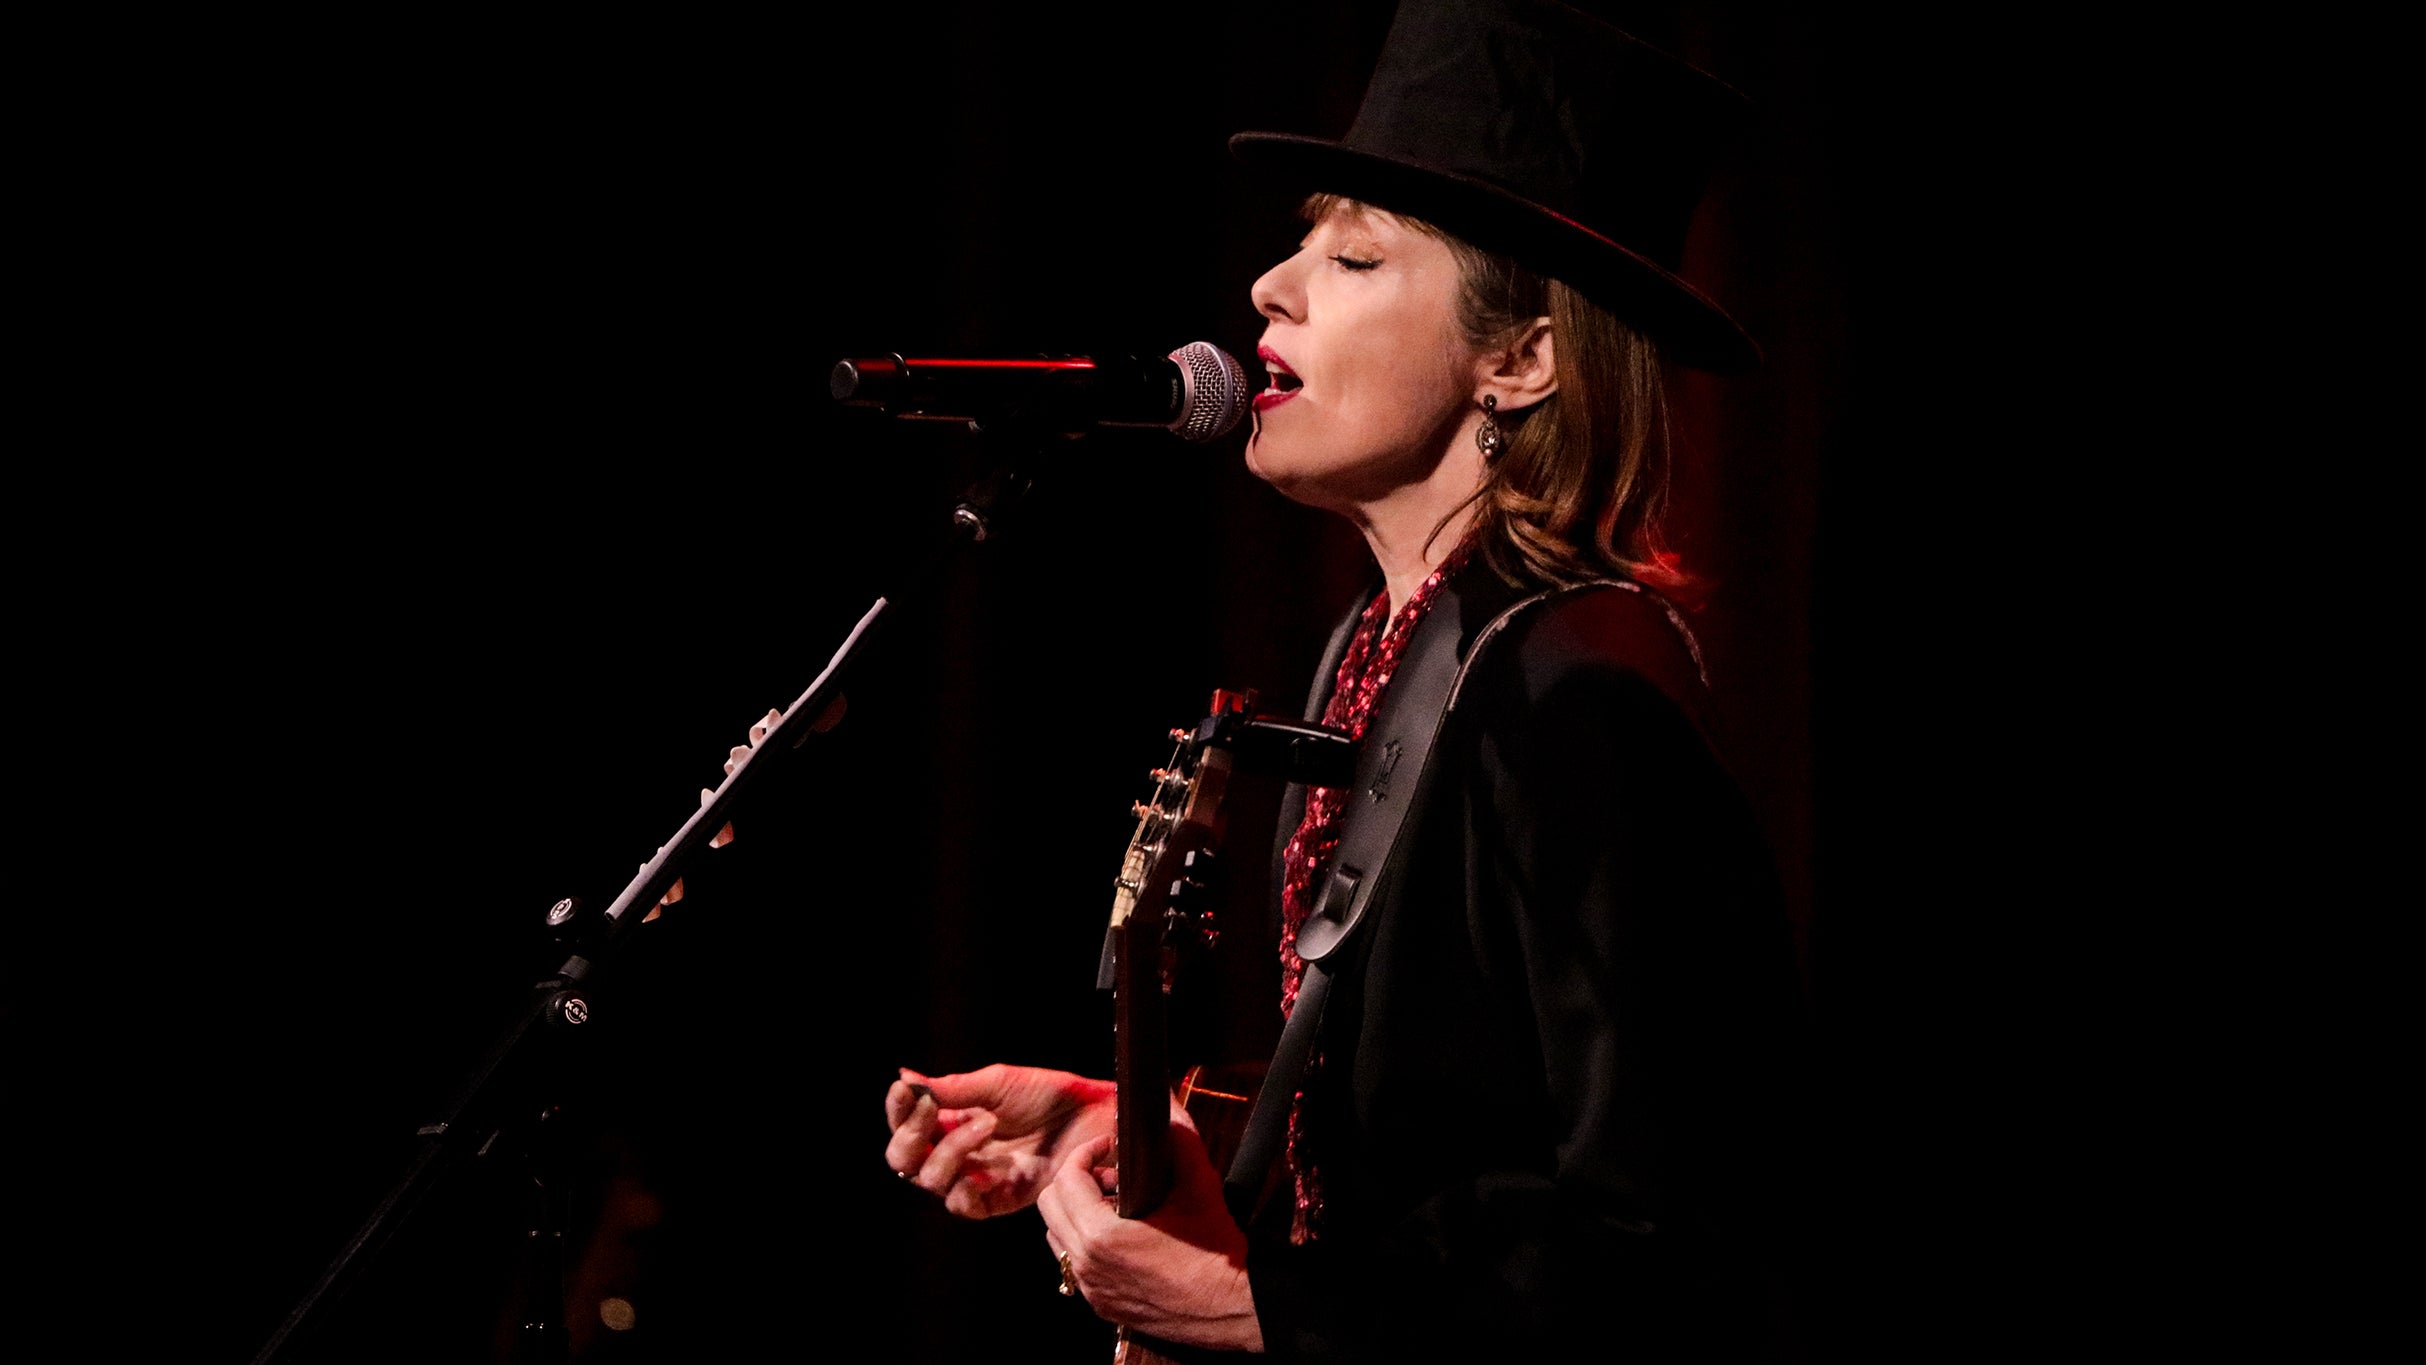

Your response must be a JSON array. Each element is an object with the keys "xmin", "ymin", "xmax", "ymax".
[
  {"xmin": 1348, "ymin": 427, "xmax": 1487, "ymax": 625},
  {"xmin": 1357, "ymin": 512, "xmax": 1461, "ymax": 626}
]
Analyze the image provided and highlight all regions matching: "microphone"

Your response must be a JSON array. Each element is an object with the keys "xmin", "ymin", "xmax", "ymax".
[{"xmin": 829, "ymin": 341, "xmax": 1250, "ymax": 443}]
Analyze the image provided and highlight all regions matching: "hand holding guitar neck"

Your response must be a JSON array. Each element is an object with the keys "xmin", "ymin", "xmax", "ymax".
[{"xmin": 1038, "ymin": 1108, "xmax": 1262, "ymax": 1356}]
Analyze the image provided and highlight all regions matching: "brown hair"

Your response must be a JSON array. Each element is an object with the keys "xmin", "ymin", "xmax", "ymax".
[{"xmin": 1306, "ymin": 195, "xmax": 1691, "ymax": 598}]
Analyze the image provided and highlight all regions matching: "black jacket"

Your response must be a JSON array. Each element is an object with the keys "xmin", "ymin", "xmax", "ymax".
[{"xmin": 1244, "ymin": 567, "xmax": 1810, "ymax": 1362}]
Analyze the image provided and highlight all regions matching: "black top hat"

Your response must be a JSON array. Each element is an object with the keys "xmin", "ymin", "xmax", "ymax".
[{"xmin": 1230, "ymin": 0, "xmax": 1759, "ymax": 373}]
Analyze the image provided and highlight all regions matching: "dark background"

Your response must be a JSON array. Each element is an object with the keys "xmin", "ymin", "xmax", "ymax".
[{"xmin": 7, "ymin": 2, "xmax": 2065, "ymax": 1360}]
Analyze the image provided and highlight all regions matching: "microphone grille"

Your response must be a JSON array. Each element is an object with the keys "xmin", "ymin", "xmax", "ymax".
[{"xmin": 1166, "ymin": 342, "xmax": 1250, "ymax": 443}]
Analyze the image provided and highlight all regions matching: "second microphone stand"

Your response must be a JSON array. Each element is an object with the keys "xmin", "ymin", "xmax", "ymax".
[{"xmin": 252, "ymin": 410, "xmax": 1078, "ymax": 1365}]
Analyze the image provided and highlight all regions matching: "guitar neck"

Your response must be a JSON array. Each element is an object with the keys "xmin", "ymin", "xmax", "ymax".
[{"xmin": 1110, "ymin": 915, "xmax": 1174, "ymax": 1218}]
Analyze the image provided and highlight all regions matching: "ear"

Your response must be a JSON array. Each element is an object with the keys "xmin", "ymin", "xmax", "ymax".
[{"xmin": 1475, "ymin": 317, "xmax": 1558, "ymax": 414}]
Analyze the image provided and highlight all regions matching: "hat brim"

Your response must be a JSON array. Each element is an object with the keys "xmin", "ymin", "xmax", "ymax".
[{"xmin": 1230, "ymin": 131, "xmax": 1760, "ymax": 375}]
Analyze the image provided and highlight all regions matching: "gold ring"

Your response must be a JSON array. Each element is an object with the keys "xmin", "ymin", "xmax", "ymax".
[{"xmin": 1056, "ymin": 1251, "xmax": 1077, "ymax": 1297}]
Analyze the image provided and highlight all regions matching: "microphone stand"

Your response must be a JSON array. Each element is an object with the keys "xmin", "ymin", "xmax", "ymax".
[{"xmin": 252, "ymin": 413, "xmax": 1072, "ymax": 1365}]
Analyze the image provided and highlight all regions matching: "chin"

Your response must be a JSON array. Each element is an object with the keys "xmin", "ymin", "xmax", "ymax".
[
  {"xmin": 1244, "ymin": 429, "xmax": 1289, "ymax": 488},
  {"xmin": 1245, "ymin": 432, "xmax": 1307, "ymax": 497},
  {"xmin": 1246, "ymin": 446, "xmax": 1354, "ymax": 517}
]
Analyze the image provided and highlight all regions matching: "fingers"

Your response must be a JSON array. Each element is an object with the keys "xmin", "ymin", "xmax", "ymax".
[
  {"xmin": 1071, "ymin": 1134, "xmax": 1117, "ymax": 1187},
  {"xmin": 921, "ymin": 1063, "xmax": 1013, "ymax": 1110},
  {"xmin": 885, "ymin": 1071, "xmax": 1007, "ymax": 1218},
  {"xmin": 913, "ymin": 1110, "xmax": 998, "ymax": 1204},
  {"xmin": 1051, "ymin": 1132, "xmax": 1119, "ymax": 1198},
  {"xmin": 885, "ymin": 1072, "xmax": 935, "ymax": 1129},
  {"xmin": 941, "ymin": 1165, "xmax": 1004, "ymax": 1220},
  {"xmin": 1036, "ymin": 1135, "xmax": 1119, "ymax": 1299},
  {"xmin": 1039, "ymin": 1134, "xmax": 1116, "ymax": 1226},
  {"xmin": 1036, "ymin": 1161, "xmax": 1075, "ymax": 1247},
  {"xmin": 1042, "ymin": 1227, "xmax": 1080, "ymax": 1302},
  {"xmin": 883, "ymin": 1086, "xmax": 944, "ymax": 1177}
]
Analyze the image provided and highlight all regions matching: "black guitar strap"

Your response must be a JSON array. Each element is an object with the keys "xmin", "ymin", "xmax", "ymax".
[{"xmin": 1223, "ymin": 575, "xmax": 1676, "ymax": 1219}]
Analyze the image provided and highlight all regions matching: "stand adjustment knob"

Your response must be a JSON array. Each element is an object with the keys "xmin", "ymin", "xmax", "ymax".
[
  {"xmin": 545, "ymin": 989, "xmax": 592, "ymax": 1029},
  {"xmin": 544, "ymin": 896, "xmax": 601, "ymax": 949}
]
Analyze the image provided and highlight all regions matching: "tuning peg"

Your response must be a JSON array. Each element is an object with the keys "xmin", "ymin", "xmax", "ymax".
[
  {"xmin": 1131, "ymin": 800, "xmax": 1160, "ymax": 822},
  {"xmin": 1166, "ymin": 851, "xmax": 1218, "ymax": 903},
  {"xmin": 1162, "ymin": 900, "xmax": 1221, "ymax": 951},
  {"xmin": 1181, "ymin": 848, "xmax": 1219, "ymax": 892},
  {"xmin": 1149, "ymin": 767, "xmax": 1182, "ymax": 785}
]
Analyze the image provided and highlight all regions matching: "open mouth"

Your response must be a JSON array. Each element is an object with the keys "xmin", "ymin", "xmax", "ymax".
[{"xmin": 1255, "ymin": 346, "xmax": 1301, "ymax": 411}]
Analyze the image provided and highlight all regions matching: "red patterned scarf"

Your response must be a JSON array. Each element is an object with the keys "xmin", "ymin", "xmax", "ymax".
[{"xmin": 1274, "ymin": 548, "xmax": 1466, "ymax": 1242}]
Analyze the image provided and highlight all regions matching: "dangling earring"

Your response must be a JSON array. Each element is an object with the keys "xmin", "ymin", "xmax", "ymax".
[{"xmin": 1475, "ymin": 394, "xmax": 1503, "ymax": 459}]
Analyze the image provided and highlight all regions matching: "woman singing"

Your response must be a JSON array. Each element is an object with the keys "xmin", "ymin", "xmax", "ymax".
[{"xmin": 884, "ymin": 2, "xmax": 1806, "ymax": 1358}]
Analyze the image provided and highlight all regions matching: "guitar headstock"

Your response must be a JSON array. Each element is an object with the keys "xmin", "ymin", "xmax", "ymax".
[{"xmin": 1102, "ymin": 688, "xmax": 1256, "ymax": 983}]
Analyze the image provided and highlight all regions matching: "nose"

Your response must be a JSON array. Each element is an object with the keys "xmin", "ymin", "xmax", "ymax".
[{"xmin": 1251, "ymin": 251, "xmax": 1303, "ymax": 324}]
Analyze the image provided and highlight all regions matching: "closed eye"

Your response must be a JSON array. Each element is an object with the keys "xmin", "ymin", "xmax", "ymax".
[{"xmin": 1331, "ymin": 254, "xmax": 1381, "ymax": 272}]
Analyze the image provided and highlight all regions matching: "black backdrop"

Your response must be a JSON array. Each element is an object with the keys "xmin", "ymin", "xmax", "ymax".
[{"xmin": 6, "ymin": 3, "xmax": 2041, "ymax": 1360}]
